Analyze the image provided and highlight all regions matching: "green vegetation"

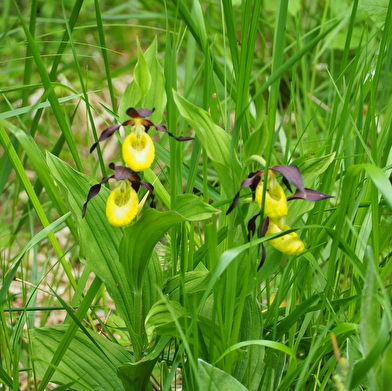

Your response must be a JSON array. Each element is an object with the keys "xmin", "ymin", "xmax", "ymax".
[{"xmin": 1, "ymin": 0, "xmax": 392, "ymax": 390}]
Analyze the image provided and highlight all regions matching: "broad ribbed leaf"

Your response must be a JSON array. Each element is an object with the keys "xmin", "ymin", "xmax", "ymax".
[
  {"xmin": 120, "ymin": 197, "xmax": 219, "ymax": 293},
  {"xmin": 173, "ymin": 194, "xmax": 220, "ymax": 221},
  {"xmin": 31, "ymin": 326, "xmax": 133, "ymax": 391},
  {"xmin": 233, "ymin": 296, "xmax": 264, "ymax": 390},
  {"xmin": 119, "ymin": 209, "xmax": 186, "ymax": 294},
  {"xmin": 198, "ymin": 359, "xmax": 248, "ymax": 391},
  {"xmin": 119, "ymin": 359, "xmax": 156, "ymax": 391}
]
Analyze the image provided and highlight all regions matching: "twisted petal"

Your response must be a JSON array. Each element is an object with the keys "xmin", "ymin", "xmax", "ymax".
[
  {"xmin": 155, "ymin": 124, "xmax": 195, "ymax": 141},
  {"xmin": 126, "ymin": 107, "xmax": 155, "ymax": 119},
  {"xmin": 226, "ymin": 172, "xmax": 262, "ymax": 215},
  {"xmin": 122, "ymin": 132, "xmax": 155, "ymax": 172},
  {"xmin": 90, "ymin": 124, "xmax": 122, "ymax": 153},
  {"xmin": 255, "ymin": 171, "xmax": 288, "ymax": 218},
  {"xmin": 106, "ymin": 183, "xmax": 138, "ymax": 227},
  {"xmin": 266, "ymin": 218, "xmax": 305, "ymax": 255},
  {"xmin": 271, "ymin": 165, "xmax": 305, "ymax": 195},
  {"xmin": 287, "ymin": 188, "xmax": 334, "ymax": 202}
]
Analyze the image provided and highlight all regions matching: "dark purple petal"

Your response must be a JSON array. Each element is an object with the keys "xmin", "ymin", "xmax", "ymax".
[
  {"xmin": 155, "ymin": 124, "xmax": 195, "ymax": 141},
  {"xmin": 257, "ymin": 217, "xmax": 270, "ymax": 271},
  {"xmin": 271, "ymin": 165, "xmax": 305, "ymax": 195},
  {"xmin": 281, "ymin": 176, "xmax": 293, "ymax": 193},
  {"xmin": 114, "ymin": 165, "xmax": 134, "ymax": 181},
  {"xmin": 82, "ymin": 174, "xmax": 114, "ymax": 217},
  {"xmin": 226, "ymin": 191, "xmax": 241, "ymax": 215},
  {"xmin": 257, "ymin": 245, "xmax": 266, "ymax": 271},
  {"xmin": 140, "ymin": 180, "xmax": 154, "ymax": 193},
  {"xmin": 226, "ymin": 172, "xmax": 262, "ymax": 215},
  {"xmin": 246, "ymin": 171, "xmax": 263, "ymax": 192},
  {"xmin": 121, "ymin": 119, "xmax": 136, "ymax": 127},
  {"xmin": 247, "ymin": 212, "xmax": 261, "ymax": 240},
  {"xmin": 126, "ymin": 107, "xmax": 155, "ymax": 119},
  {"xmin": 90, "ymin": 124, "xmax": 122, "ymax": 153},
  {"xmin": 140, "ymin": 180, "xmax": 156, "ymax": 208},
  {"xmin": 287, "ymin": 188, "xmax": 334, "ymax": 202},
  {"xmin": 261, "ymin": 217, "xmax": 269, "ymax": 237}
]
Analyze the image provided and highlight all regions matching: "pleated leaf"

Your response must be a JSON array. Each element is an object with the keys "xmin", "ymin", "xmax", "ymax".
[
  {"xmin": 119, "ymin": 195, "xmax": 219, "ymax": 293},
  {"xmin": 198, "ymin": 359, "xmax": 248, "ymax": 391},
  {"xmin": 31, "ymin": 326, "xmax": 133, "ymax": 391}
]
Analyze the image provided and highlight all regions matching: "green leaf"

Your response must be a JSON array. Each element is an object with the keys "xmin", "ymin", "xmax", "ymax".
[
  {"xmin": 173, "ymin": 91, "xmax": 242, "ymax": 198},
  {"xmin": 165, "ymin": 271, "xmax": 212, "ymax": 316},
  {"xmin": 173, "ymin": 194, "xmax": 221, "ymax": 221},
  {"xmin": 120, "ymin": 197, "xmax": 219, "ymax": 293},
  {"xmin": 119, "ymin": 209, "xmax": 186, "ymax": 293},
  {"xmin": 296, "ymin": 152, "xmax": 336, "ymax": 187},
  {"xmin": 0, "ymin": 366, "xmax": 13, "ymax": 388},
  {"xmin": 134, "ymin": 38, "xmax": 152, "ymax": 105},
  {"xmin": 119, "ymin": 38, "xmax": 166, "ymax": 124},
  {"xmin": 165, "ymin": 271, "xmax": 210, "ymax": 301},
  {"xmin": 145, "ymin": 299, "xmax": 188, "ymax": 341},
  {"xmin": 141, "ymin": 251, "xmax": 163, "ymax": 320},
  {"xmin": 347, "ymin": 163, "xmax": 392, "ymax": 211},
  {"xmin": 198, "ymin": 359, "xmax": 248, "ymax": 391},
  {"xmin": 244, "ymin": 127, "xmax": 265, "ymax": 162},
  {"xmin": 233, "ymin": 296, "xmax": 265, "ymax": 390},
  {"xmin": 119, "ymin": 359, "xmax": 156, "ymax": 391},
  {"xmin": 119, "ymin": 83, "xmax": 142, "ymax": 123},
  {"xmin": 288, "ymin": 152, "xmax": 336, "ymax": 224},
  {"xmin": 145, "ymin": 300, "xmax": 234, "ymax": 362},
  {"xmin": 361, "ymin": 0, "xmax": 391, "ymax": 27},
  {"xmin": 143, "ymin": 36, "xmax": 167, "ymax": 124},
  {"xmin": 31, "ymin": 325, "xmax": 133, "ymax": 391}
]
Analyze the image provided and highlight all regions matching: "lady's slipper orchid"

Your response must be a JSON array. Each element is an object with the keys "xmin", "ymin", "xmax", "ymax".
[
  {"xmin": 265, "ymin": 217, "xmax": 305, "ymax": 255},
  {"xmin": 255, "ymin": 170, "xmax": 288, "ymax": 218},
  {"xmin": 82, "ymin": 163, "xmax": 155, "ymax": 227},
  {"xmin": 90, "ymin": 108, "xmax": 194, "ymax": 172},
  {"xmin": 227, "ymin": 164, "xmax": 333, "ymax": 270}
]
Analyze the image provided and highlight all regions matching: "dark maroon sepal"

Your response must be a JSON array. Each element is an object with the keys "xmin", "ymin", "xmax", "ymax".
[
  {"xmin": 140, "ymin": 181, "xmax": 156, "ymax": 208},
  {"xmin": 226, "ymin": 173, "xmax": 262, "ymax": 215},
  {"xmin": 247, "ymin": 212, "xmax": 261, "ymax": 240},
  {"xmin": 226, "ymin": 191, "xmax": 241, "ymax": 215},
  {"xmin": 271, "ymin": 165, "xmax": 305, "ymax": 196},
  {"xmin": 245, "ymin": 172, "xmax": 262, "ymax": 192},
  {"xmin": 287, "ymin": 188, "xmax": 334, "ymax": 202},
  {"xmin": 257, "ymin": 245, "xmax": 266, "ymax": 271},
  {"xmin": 126, "ymin": 107, "xmax": 155, "ymax": 119},
  {"xmin": 257, "ymin": 217, "xmax": 270, "ymax": 271},
  {"xmin": 155, "ymin": 124, "xmax": 195, "ymax": 141},
  {"xmin": 121, "ymin": 119, "xmax": 136, "ymax": 127},
  {"xmin": 82, "ymin": 174, "xmax": 114, "ymax": 217},
  {"xmin": 90, "ymin": 124, "xmax": 122, "ymax": 153},
  {"xmin": 113, "ymin": 165, "xmax": 134, "ymax": 181}
]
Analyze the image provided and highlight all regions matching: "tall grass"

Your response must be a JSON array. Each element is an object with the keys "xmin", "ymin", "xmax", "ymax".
[{"xmin": 1, "ymin": 0, "xmax": 392, "ymax": 390}]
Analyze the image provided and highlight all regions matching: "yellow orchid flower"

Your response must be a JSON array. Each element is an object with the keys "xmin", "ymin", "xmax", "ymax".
[
  {"xmin": 266, "ymin": 217, "xmax": 305, "ymax": 255},
  {"xmin": 106, "ymin": 180, "xmax": 138, "ymax": 227},
  {"xmin": 82, "ymin": 164, "xmax": 155, "ymax": 227},
  {"xmin": 255, "ymin": 170, "xmax": 288, "ymax": 218},
  {"xmin": 90, "ymin": 108, "xmax": 194, "ymax": 173},
  {"xmin": 122, "ymin": 121, "xmax": 155, "ymax": 172}
]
